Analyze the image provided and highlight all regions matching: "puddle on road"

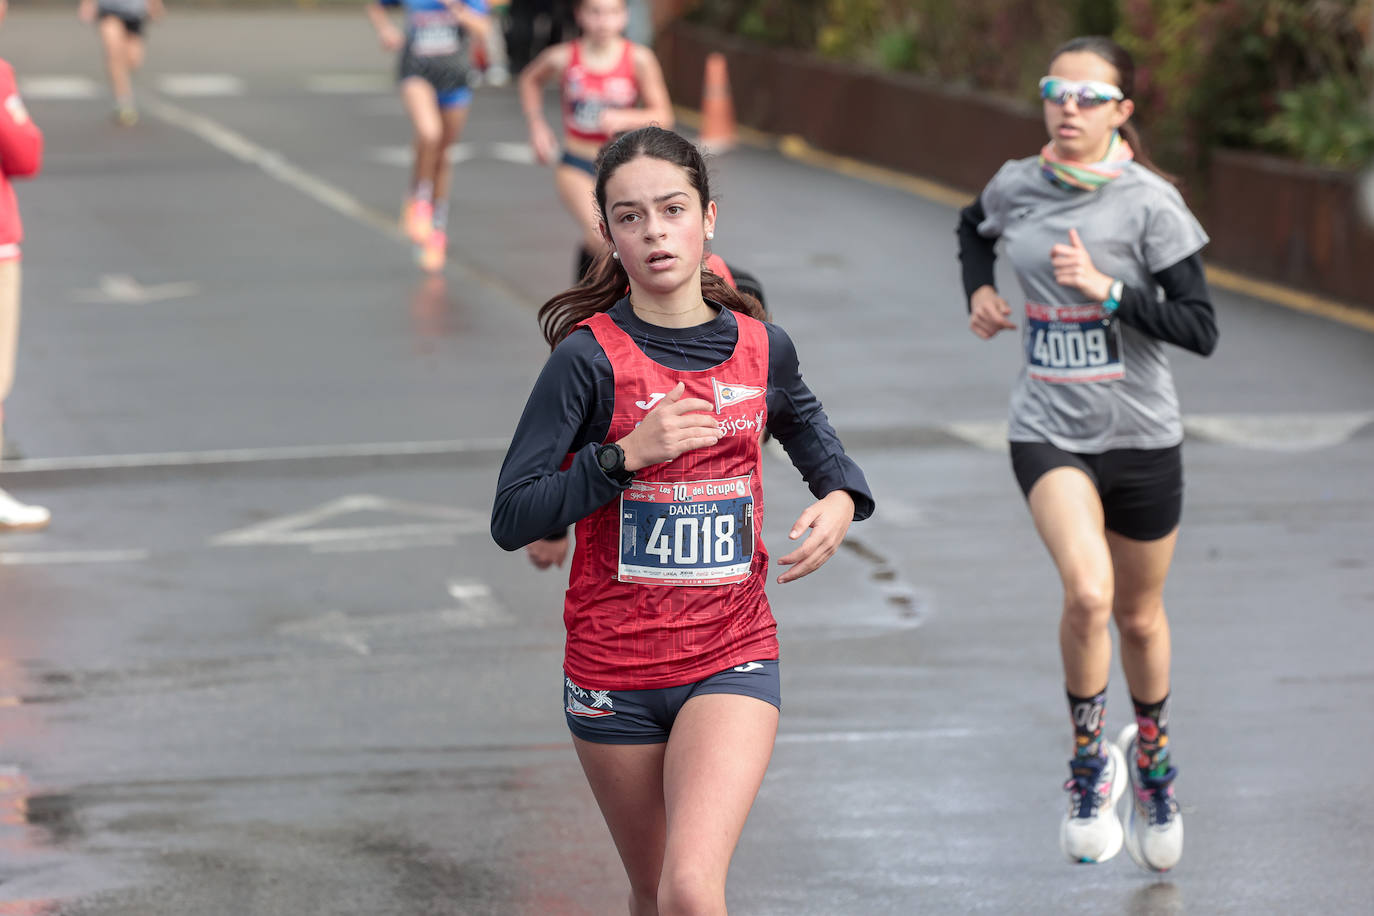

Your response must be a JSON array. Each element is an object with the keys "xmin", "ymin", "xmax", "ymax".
[{"xmin": 840, "ymin": 536, "xmax": 932, "ymax": 625}]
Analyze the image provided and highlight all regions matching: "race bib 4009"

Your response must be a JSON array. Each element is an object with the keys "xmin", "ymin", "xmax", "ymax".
[
  {"xmin": 1025, "ymin": 302, "xmax": 1124, "ymax": 384},
  {"xmin": 618, "ymin": 476, "xmax": 755, "ymax": 586}
]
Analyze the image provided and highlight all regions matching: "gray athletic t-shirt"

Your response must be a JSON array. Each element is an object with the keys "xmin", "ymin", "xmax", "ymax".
[
  {"xmin": 978, "ymin": 158, "xmax": 1209, "ymax": 452},
  {"xmin": 98, "ymin": 0, "xmax": 149, "ymax": 17}
]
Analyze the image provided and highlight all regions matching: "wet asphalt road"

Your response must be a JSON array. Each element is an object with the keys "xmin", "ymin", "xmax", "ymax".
[{"xmin": 2, "ymin": 10, "xmax": 1373, "ymax": 915}]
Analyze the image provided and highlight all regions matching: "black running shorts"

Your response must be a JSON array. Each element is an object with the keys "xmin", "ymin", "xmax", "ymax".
[{"xmin": 1010, "ymin": 441, "xmax": 1183, "ymax": 541}]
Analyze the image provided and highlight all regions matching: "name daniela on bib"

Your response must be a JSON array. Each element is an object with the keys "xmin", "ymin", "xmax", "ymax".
[{"xmin": 618, "ymin": 475, "xmax": 755, "ymax": 586}]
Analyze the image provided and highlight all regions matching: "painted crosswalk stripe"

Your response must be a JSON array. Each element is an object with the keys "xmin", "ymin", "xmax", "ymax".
[
  {"xmin": 306, "ymin": 73, "xmax": 392, "ymax": 94},
  {"xmin": 17, "ymin": 76, "xmax": 100, "ymax": 100},
  {"xmin": 156, "ymin": 74, "xmax": 245, "ymax": 98}
]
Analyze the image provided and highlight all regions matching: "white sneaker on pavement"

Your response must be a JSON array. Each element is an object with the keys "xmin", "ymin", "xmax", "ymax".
[
  {"xmin": 1060, "ymin": 740, "xmax": 1127, "ymax": 864},
  {"xmin": 1116, "ymin": 723, "xmax": 1184, "ymax": 872}
]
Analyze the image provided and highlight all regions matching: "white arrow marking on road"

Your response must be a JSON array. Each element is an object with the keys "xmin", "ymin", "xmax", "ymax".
[
  {"xmin": 156, "ymin": 74, "xmax": 245, "ymax": 98},
  {"xmin": 71, "ymin": 274, "xmax": 200, "ymax": 305},
  {"xmin": 279, "ymin": 579, "xmax": 510, "ymax": 655},
  {"xmin": 17, "ymin": 76, "xmax": 100, "ymax": 100},
  {"xmin": 210, "ymin": 494, "xmax": 487, "ymax": 547}
]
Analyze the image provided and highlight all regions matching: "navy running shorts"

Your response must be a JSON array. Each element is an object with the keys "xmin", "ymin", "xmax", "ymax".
[
  {"xmin": 559, "ymin": 150, "xmax": 596, "ymax": 176},
  {"xmin": 564, "ymin": 660, "xmax": 781, "ymax": 745},
  {"xmin": 1010, "ymin": 441, "xmax": 1183, "ymax": 541},
  {"xmin": 97, "ymin": 8, "xmax": 146, "ymax": 36}
]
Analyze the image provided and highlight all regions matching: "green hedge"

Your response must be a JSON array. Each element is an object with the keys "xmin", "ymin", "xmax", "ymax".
[{"xmin": 689, "ymin": 0, "xmax": 1374, "ymax": 170}]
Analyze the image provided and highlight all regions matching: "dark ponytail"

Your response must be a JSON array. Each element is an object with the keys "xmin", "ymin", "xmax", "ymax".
[
  {"xmin": 538, "ymin": 126, "xmax": 769, "ymax": 350},
  {"xmin": 1050, "ymin": 36, "xmax": 1178, "ymax": 185}
]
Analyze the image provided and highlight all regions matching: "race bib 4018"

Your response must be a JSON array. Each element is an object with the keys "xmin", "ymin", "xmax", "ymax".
[
  {"xmin": 618, "ymin": 475, "xmax": 755, "ymax": 586},
  {"xmin": 1025, "ymin": 302, "xmax": 1124, "ymax": 384}
]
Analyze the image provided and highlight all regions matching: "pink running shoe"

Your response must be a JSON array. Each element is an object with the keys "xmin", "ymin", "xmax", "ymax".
[
  {"xmin": 419, "ymin": 229, "xmax": 447, "ymax": 273},
  {"xmin": 402, "ymin": 199, "xmax": 433, "ymax": 245}
]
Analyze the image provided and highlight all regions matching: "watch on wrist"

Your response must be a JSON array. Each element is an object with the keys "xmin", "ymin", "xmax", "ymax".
[
  {"xmin": 1103, "ymin": 279, "xmax": 1125, "ymax": 313},
  {"xmin": 596, "ymin": 442, "xmax": 634, "ymax": 485}
]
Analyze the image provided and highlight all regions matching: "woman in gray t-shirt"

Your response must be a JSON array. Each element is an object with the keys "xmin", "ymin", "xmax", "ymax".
[{"xmin": 956, "ymin": 36, "xmax": 1218, "ymax": 874}]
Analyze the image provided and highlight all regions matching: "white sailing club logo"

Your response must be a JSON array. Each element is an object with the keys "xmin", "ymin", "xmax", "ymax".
[{"xmin": 712, "ymin": 378, "xmax": 766, "ymax": 414}]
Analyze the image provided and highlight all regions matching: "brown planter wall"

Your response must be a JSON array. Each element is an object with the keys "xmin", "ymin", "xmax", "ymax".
[
  {"xmin": 659, "ymin": 22, "xmax": 1374, "ymax": 312},
  {"xmin": 1203, "ymin": 149, "xmax": 1374, "ymax": 309}
]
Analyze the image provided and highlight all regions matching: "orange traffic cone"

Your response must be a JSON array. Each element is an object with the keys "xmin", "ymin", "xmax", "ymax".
[{"xmin": 698, "ymin": 53, "xmax": 737, "ymax": 153}]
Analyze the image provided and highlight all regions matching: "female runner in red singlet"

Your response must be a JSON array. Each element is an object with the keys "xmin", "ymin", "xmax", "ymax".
[
  {"xmin": 517, "ymin": 0, "xmax": 673, "ymax": 280},
  {"xmin": 493, "ymin": 127, "xmax": 872, "ymax": 914}
]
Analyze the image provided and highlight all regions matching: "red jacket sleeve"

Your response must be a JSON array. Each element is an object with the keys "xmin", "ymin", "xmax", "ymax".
[{"xmin": 0, "ymin": 61, "xmax": 44, "ymax": 179}]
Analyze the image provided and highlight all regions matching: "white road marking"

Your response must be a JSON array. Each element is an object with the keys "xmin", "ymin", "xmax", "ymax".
[
  {"xmin": 369, "ymin": 142, "xmax": 536, "ymax": 167},
  {"xmin": 945, "ymin": 413, "xmax": 1374, "ymax": 452},
  {"xmin": 143, "ymin": 97, "xmax": 401, "ymax": 238},
  {"xmin": 945, "ymin": 420, "xmax": 1009, "ymax": 452},
  {"xmin": 280, "ymin": 579, "xmax": 511, "ymax": 654},
  {"xmin": 310, "ymin": 532, "xmax": 459, "ymax": 554},
  {"xmin": 0, "ymin": 549, "xmax": 150, "ymax": 566},
  {"xmin": 71, "ymin": 274, "xmax": 199, "ymax": 305},
  {"xmin": 1184, "ymin": 411, "xmax": 1374, "ymax": 451},
  {"xmin": 156, "ymin": 74, "xmax": 245, "ymax": 98},
  {"xmin": 488, "ymin": 141, "xmax": 538, "ymax": 165},
  {"xmin": 0, "ymin": 437, "xmax": 509, "ymax": 474},
  {"xmin": 305, "ymin": 73, "xmax": 392, "ymax": 94},
  {"xmin": 17, "ymin": 76, "xmax": 100, "ymax": 100},
  {"xmin": 210, "ymin": 494, "xmax": 487, "ymax": 547},
  {"xmin": 776, "ymin": 727, "xmax": 974, "ymax": 744}
]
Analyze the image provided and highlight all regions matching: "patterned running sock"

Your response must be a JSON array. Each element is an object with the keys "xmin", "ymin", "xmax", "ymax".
[
  {"xmin": 1067, "ymin": 687, "xmax": 1108, "ymax": 760},
  {"xmin": 1131, "ymin": 693, "xmax": 1173, "ymax": 779},
  {"xmin": 432, "ymin": 200, "xmax": 449, "ymax": 231},
  {"xmin": 412, "ymin": 179, "xmax": 434, "ymax": 204}
]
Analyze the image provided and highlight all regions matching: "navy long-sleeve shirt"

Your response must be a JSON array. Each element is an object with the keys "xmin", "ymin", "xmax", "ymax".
[{"xmin": 491, "ymin": 299, "xmax": 875, "ymax": 550}]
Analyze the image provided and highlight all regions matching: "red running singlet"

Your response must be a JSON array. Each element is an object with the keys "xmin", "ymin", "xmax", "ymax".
[
  {"xmin": 561, "ymin": 39, "xmax": 640, "ymax": 147},
  {"xmin": 562, "ymin": 309, "xmax": 779, "ymax": 690}
]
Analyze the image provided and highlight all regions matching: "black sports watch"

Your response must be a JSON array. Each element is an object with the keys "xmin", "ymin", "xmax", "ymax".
[{"xmin": 595, "ymin": 442, "xmax": 634, "ymax": 485}]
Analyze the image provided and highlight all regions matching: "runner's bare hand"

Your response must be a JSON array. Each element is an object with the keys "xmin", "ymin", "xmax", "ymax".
[
  {"xmin": 776, "ymin": 490, "xmax": 855, "ymax": 583},
  {"xmin": 619, "ymin": 382, "xmax": 720, "ymax": 471},
  {"xmin": 1050, "ymin": 228, "xmax": 1112, "ymax": 301},
  {"xmin": 529, "ymin": 119, "xmax": 559, "ymax": 166},
  {"xmin": 526, "ymin": 537, "xmax": 569, "ymax": 570},
  {"xmin": 969, "ymin": 285, "xmax": 1016, "ymax": 339}
]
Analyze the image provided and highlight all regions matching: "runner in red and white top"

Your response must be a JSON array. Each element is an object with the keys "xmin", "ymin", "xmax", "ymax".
[
  {"xmin": 492, "ymin": 127, "xmax": 872, "ymax": 912},
  {"xmin": 0, "ymin": 4, "xmax": 53, "ymax": 531},
  {"xmin": 518, "ymin": 0, "xmax": 673, "ymax": 281}
]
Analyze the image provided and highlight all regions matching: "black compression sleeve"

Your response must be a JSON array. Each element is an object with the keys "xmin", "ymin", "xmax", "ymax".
[
  {"xmin": 1114, "ymin": 252, "xmax": 1219, "ymax": 356},
  {"xmin": 957, "ymin": 195, "xmax": 998, "ymax": 307}
]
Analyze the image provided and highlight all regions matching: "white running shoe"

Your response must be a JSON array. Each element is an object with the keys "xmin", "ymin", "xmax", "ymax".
[
  {"xmin": 1060, "ymin": 741, "xmax": 1127, "ymax": 864},
  {"xmin": 0, "ymin": 487, "xmax": 50, "ymax": 532},
  {"xmin": 1116, "ymin": 723, "xmax": 1184, "ymax": 872}
]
